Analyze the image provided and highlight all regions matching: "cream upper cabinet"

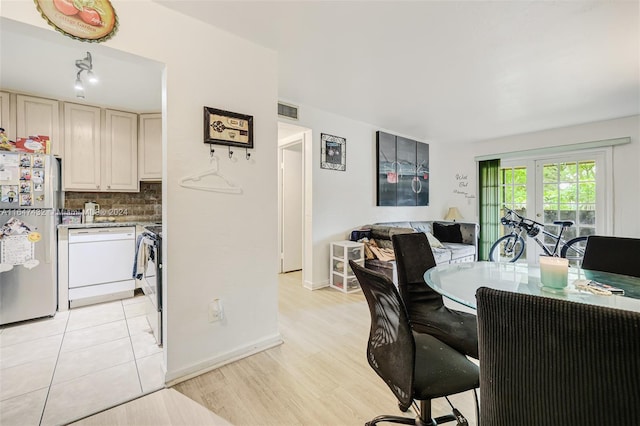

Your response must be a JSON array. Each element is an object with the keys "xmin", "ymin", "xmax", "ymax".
[
  {"xmin": 104, "ymin": 109, "xmax": 139, "ymax": 191},
  {"xmin": 138, "ymin": 113, "xmax": 161, "ymax": 181},
  {"xmin": 63, "ymin": 103, "xmax": 101, "ymax": 190},
  {"xmin": 0, "ymin": 91, "xmax": 13, "ymax": 141},
  {"xmin": 63, "ymin": 104, "xmax": 139, "ymax": 192},
  {"xmin": 16, "ymin": 94, "xmax": 62, "ymax": 157}
]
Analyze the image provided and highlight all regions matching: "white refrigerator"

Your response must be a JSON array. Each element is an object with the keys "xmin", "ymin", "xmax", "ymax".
[{"xmin": 0, "ymin": 152, "xmax": 61, "ymax": 325}]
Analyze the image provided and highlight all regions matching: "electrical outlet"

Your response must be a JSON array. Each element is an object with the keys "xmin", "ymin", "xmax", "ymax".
[{"xmin": 208, "ymin": 299, "xmax": 224, "ymax": 322}]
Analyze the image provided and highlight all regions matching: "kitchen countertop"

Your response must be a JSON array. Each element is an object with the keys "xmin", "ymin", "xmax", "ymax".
[{"xmin": 57, "ymin": 222, "xmax": 161, "ymax": 229}]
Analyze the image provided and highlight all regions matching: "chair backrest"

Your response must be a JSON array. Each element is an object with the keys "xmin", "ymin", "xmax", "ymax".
[
  {"xmin": 476, "ymin": 286, "xmax": 640, "ymax": 426},
  {"xmin": 392, "ymin": 233, "xmax": 444, "ymax": 308},
  {"xmin": 581, "ymin": 235, "xmax": 640, "ymax": 278},
  {"xmin": 349, "ymin": 260, "xmax": 415, "ymax": 409}
]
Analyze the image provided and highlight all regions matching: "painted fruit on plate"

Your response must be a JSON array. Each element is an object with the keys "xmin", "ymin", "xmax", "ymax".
[
  {"xmin": 53, "ymin": 0, "xmax": 79, "ymax": 15},
  {"xmin": 36, "ymin": 0, "xmax": 117, "ymax": 41},
  {"xmin": 78, "ymin": 7, "xmax": 103, "ymax": 26}
]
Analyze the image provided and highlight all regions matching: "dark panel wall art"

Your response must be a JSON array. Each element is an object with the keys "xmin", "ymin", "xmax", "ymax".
[{"xmin": 376, "ymin": 131, "xmax": 429, "ymax": 206}]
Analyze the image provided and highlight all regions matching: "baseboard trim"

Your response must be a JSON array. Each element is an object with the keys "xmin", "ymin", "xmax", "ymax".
[
  {"xmin": 304, "ymin": 279, "xmax": 329, "ymax": 291},
  {"xmin": 164, "ymin": 333, "xmax": 283, "ymax": 386}
]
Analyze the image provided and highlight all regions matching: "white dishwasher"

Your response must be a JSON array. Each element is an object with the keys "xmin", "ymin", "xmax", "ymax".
[{"xmin": 68, "ymin": 227, "xmax": 136, "ymax": 308}]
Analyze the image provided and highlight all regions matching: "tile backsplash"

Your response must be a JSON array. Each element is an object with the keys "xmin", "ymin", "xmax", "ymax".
[{"xmin": 64, "ymin": 182, "xmax": 161, "ymax": 222}]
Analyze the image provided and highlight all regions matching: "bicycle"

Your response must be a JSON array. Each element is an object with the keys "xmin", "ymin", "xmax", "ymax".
[{"xmin": 488, "ymin": 208, "xmax": 589, "ymax": 266}]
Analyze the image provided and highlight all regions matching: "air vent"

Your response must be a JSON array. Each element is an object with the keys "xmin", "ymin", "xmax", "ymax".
[{"xmin": 278, "ymin": 102, "xmax": 299, "ymax": 120}]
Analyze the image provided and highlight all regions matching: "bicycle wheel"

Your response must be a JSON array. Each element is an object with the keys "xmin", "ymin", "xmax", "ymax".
[
  {"xmin": 489, "ymin": 235, "xmax": 526, "ymax": 262},
  {"xmin": 560, "ymin": 236, "xmax": 589, "ymax": 267}
]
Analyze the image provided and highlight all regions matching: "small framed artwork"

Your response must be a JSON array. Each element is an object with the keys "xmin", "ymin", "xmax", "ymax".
[
  {"xmin": 204, "ymin": 107, "xmax": 254, "ymax": 149},
  {"xmin": 321, "ymin": 133, "xmax": 346, "ymax": 171}
]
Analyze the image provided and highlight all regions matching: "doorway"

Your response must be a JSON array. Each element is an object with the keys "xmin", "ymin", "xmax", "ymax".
[
  {"xmin": 277, "ymin": 122, "xmax": 310, "ymax": 278},
  {"xmin": 0, "ymin": 17, "xmax": 166, "ymax": 425},
  {"xmin": 281, "ymin": 141, "xmax": 303, "ymax": 272}
]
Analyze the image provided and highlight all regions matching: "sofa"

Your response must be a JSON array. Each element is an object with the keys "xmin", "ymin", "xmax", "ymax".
[{"xmin": 350, "ymin": 221, "xmax": 479, "ymax": 283}]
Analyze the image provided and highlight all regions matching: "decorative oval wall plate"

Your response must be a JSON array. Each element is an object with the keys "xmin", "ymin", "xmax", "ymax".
[{"xmin": 34, "ymin": 0, "xmax": 118, "ymax": 42}]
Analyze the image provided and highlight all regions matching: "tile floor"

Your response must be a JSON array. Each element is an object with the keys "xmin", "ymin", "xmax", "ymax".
[{"xmin": 0, "ymin": 294, "xmax": 165, "ymax": 426}]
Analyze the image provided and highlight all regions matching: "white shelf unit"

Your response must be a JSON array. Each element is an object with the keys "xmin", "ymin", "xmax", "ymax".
[{"xmin": 330, "ymin": 241, "xmax": 364, "ymax": 293}]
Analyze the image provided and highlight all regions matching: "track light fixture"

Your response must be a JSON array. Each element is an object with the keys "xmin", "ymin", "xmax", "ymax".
[{"xmin": 74, "ymin": 52, "xmax": 97, "ymax": 98}]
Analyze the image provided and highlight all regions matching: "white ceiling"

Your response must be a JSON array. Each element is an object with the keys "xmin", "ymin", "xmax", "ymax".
[
  {"xmin": 0, "ymin": 18, "xmax": 163, "ymax": 113},
  {"xmin": 2, "ymin": 3, "xmax": 637, "ymax": 143},
  {"xmin": 158, "ymin": 0, "xmax": 639, "ymax": 144}
]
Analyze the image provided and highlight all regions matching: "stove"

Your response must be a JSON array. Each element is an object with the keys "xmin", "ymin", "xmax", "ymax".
[
  {"xmin": 141, "ymin": 224, "xmax": 162, "ymax": 346},
  {"xmin": 144, "ymin": 224, "xmax": 162, "ymax": 238}
]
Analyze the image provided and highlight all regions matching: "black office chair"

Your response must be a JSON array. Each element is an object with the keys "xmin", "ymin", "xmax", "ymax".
[
  {"xmin": 350, "ymin": 260, "xmax": 479, "ymax": 426},
  {"xmin": 476, "ymin": 286, "xmax": 640, "ymax": 426},
  {"xmin": 392, "ymin": 233, "xmax": 478, "ymax": 359},
  {"xmin": 581, "ymin": 235, "xmax": 640, "ymax": 278}
]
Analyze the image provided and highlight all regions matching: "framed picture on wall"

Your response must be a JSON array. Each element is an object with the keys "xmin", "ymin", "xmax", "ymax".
[
  {"xmin": 376, "ymin": 131, "xmax": 429, "ymax": 206},
  {"xmin": 204, "ymin": 106, "xmax": 254, "ymax": 149},
  {"xmin": 321, "ymin": 133, "xmax": 346, "ymax": 171}
]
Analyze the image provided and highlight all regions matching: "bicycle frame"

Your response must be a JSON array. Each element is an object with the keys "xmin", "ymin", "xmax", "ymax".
[
  {"xmin": 531, "ymin": 229, "xmax": 569, "ymax": 257},
  {"xmin": 502, "ymin": 209, "xmax": 570, "ymax": 257}
]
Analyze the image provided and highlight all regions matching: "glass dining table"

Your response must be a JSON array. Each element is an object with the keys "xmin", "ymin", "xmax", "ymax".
[{"xmin": 424, "ymin": 261, "xmax": 640, "ymax": 312}]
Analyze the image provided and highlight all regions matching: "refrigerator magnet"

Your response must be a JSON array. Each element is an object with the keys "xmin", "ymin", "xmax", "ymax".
[
  {"xmin": 1, "ymin": 185, "xmax": 18, "ymax": 203},
  {"xmin": 33, "ymin": 156, "xmax": 44, "ymax": 168},
  {"xmin": 19, "ymin": 182, "xmax": 31, "ymax": 193},
  {"xmin": 20, "ymin": 168, "xmax": 32, "ymax": 180},
  {"xmin": 33, "ymin": 170, "xmax": 44, "ymax": 185},
  {"xmin": 19, "ymin": 154, "xmax": 31, "ymax": 168},
  {"xmin": 19, "ymin": 193, "xmax": 32, "ymax": 207},
  {"xmin": 27, "ymin": 232, "xmax": 42, "ymax": 243}
]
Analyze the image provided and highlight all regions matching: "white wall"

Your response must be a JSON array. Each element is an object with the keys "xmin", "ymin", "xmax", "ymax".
[
  {"xmin": 1, "ymin": 0, "xmax": 280, "ymax": 382},
  {"xmin": 285, "ymin": 102, "xmax": 453, "ymax": 288},
  {"xmin": 439, "ymin": 115, "xmax": 640, "ymax": 237}
]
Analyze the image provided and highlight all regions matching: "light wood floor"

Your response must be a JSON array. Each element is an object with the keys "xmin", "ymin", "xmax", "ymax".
[
  {"xmin": 173, "ymin": 271, "xmax": 478, "ymax": 426},
  {"xmin": 71, "ymin": 389, "xmax": 231, "ymax": 426}
]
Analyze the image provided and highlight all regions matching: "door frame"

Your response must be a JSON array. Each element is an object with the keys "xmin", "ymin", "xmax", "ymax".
[
  {"xmin": 277, "ymin": 123, "xmax": 312, "ymax": 282},
  {"xmin": 279, "ymin": 139, "xmax": 304, "ymax": 273}
]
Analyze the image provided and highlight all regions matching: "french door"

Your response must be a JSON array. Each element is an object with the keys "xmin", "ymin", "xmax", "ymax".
[{"xmin": 500, "ymin": 150, "xmax": 610, "ymax": 263}]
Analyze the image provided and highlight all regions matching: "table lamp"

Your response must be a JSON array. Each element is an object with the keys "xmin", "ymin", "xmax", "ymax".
[{"xmin": 445, "ymin": 207, "xmax": 463, "ymax": 222}]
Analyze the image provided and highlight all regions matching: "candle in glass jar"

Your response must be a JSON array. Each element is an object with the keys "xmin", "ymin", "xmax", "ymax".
[{"xmin": 539, "ymin": 256, "xmax": 569, "ymax": 289}]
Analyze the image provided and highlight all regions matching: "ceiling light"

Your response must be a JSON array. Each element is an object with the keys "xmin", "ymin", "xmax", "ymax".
[
  {"xmin": 74, "ymin": 51, "xmax": 97, "ymax": 98},
  {"xmin": 86, "ymin": 70, "xmax": 98, "ymax": 84},
  {"xmin": 74, "ymin": 73, "xmax": 84, "ymax": 91}
]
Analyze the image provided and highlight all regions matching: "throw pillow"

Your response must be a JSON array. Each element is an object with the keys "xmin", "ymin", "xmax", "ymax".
[
  {"xmin": 433, "ymin": 222, "xmax": 463, "ymax": 243},
  {"xmin": 425, "ymin": 232, "xmax": 444, "ymax": 248}
]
